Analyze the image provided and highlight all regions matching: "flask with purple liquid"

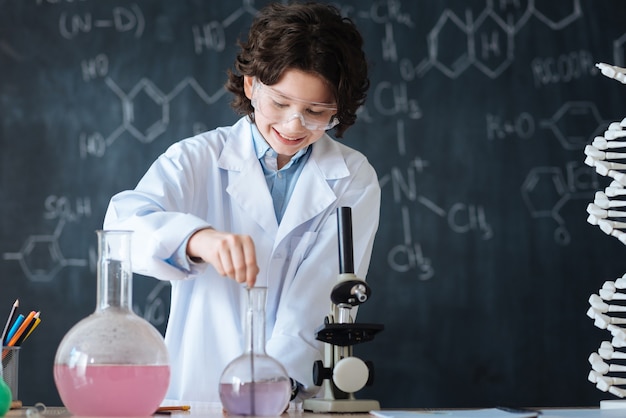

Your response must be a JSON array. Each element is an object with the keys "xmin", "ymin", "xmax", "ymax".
[{"xmin": 219, "ymin": 287, "xmax": 291, "ymax": 416}]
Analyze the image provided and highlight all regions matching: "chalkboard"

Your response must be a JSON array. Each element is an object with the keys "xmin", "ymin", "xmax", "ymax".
[{"xmin": 1, "ymin": 0, "xmax": 626, "ymax": 409}]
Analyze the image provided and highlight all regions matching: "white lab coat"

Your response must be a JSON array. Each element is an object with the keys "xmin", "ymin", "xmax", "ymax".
[{"xmin": 103, "ymin": 117, "xmax": 380, "ymax": 405}]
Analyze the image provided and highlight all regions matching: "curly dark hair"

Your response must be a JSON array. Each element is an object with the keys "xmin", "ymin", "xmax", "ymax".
[{"xmin": 225, "ymin": 1, "xmax": 369, "ymax": 138}]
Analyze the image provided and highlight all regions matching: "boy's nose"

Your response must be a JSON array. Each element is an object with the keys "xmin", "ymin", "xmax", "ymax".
[{"xmin": 281, "ymin": 112, "xmax": 307, "ymax": 129}]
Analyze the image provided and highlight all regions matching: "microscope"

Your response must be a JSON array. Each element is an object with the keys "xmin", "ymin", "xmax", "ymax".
[{"xmin": 303, "ymin": 207, "xmax": 384, "ymax": 413}]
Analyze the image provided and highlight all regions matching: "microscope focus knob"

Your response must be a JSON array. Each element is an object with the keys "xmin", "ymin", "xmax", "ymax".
[
  {"xmin": 312, "ymin": 360, "xmax": 332, "ymax": 386},
  {"xmin": 333, "ymin": 357, "xmax": 369, "ymax": 393},
  {"xmin": 331, "ymin": 279, "xmax": 371, "ymax": 306}
]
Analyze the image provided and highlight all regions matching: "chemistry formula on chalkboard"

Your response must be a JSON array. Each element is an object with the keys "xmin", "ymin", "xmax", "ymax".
[{"xmin": 2, "ymin": 0, "xmax": 626, "ymax": 408}]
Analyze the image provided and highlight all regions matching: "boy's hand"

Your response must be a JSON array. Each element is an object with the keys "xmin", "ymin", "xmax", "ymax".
[{"xmin": 187, "ymin": 228, "xmax": 259, "ymax": 287}]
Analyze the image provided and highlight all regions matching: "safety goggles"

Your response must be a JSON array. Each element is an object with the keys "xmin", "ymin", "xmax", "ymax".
[{"xmin": 251, "ymin": 79, "xmax": 339, "ymax": 131}]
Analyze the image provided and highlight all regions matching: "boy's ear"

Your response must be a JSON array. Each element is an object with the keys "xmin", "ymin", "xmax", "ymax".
[{"xmin": 243, "ymin": 76, "xmax": 254, "ymax": 100}]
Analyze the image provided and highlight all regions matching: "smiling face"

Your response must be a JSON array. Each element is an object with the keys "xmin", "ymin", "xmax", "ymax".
[{"xmin": 244, "ymin": 69, "xmax": 337, "ymax": 168}]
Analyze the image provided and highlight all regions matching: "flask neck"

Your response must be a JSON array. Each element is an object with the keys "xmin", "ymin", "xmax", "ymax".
[
  {"xmin": 245, "ymin": 287, "xmax": 267, "ymax": 355},
  {"xmin": 96, "ymin": 230, "xmax": 133, "ymax": 312}
]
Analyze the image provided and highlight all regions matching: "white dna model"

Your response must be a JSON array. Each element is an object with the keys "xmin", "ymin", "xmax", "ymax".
[{"xmin": 585, "ymin": 62, "xmax": 626, "ymax": 407}]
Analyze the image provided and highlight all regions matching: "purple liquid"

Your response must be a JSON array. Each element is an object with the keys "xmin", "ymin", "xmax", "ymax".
[{"xmin": 219, "ymin": 380, "xmax": 291, "ymax": 416}]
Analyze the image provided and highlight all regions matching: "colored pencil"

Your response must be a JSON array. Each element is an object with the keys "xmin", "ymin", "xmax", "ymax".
[
  {"xmin": 6, "ymin": 310, "xmax": 36, "ymax": 347},
  {"xmin": 22, "ymin": 316, "xmax": 41, "ymax": 343},
  {"xmin": 16, "ymin": 312, "xmax": 40, "ymax": 346},
  {"xmin": 4, "ymin": 314, "xmax": 24, "ymax": 346},
  {"xmin": 1, "ymin": 299, "xmax": 18, "ymax": 346}
]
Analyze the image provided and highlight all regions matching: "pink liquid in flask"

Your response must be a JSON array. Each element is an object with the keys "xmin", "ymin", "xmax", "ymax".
[
  {"xmin": 219, "ymin": 379, "xmax": 291, "ymax": 416},
  {"xmin": 54, "ymin": 364, "xmax": 170, "ymax": 416}
]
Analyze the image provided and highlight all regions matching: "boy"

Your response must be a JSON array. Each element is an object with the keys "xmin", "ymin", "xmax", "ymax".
[{"xmin": 104, "ymin": 1, "xmax": 380, "ymax": 405}]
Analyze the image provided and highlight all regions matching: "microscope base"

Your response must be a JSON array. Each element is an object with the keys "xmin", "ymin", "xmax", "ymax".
[{"xmin": 303, "ymin": 398, "xmax": 380, "ymax": 413}]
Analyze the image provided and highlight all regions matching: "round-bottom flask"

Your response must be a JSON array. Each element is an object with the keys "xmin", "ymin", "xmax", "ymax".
[
  {"xmin": 53, "ymin": 230, "xmax": 170, "ymax": 417},
  {"xmin": 219, "ymin": 287, "xmax": 291, "ymax": 416}
]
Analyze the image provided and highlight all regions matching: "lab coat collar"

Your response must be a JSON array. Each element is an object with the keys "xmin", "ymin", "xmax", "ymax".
[
  {"xmin": 219, "ymin": 118, "xmax": 278, "ymax": 234},
  {"xmin": 277, "ymin": 136, "xmax": 347, "ymax": 243},
  {"xmin": 218, "ymin": 117, "xmax": 349, "ymax": 242}
]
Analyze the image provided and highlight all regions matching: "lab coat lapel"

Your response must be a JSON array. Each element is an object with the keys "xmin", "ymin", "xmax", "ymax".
[
  {"xmin": 219, "ymin": 120, "xmax": 278, "ymax": 235},
  {"xmin": 277, "ymin": 135, "xmax": 349, "ymax": 243}
]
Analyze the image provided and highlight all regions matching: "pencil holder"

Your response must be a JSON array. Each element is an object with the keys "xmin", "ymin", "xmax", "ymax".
[{"xmin": 1, "ymin": 346, "xmax": 19, "ymax": 401}]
